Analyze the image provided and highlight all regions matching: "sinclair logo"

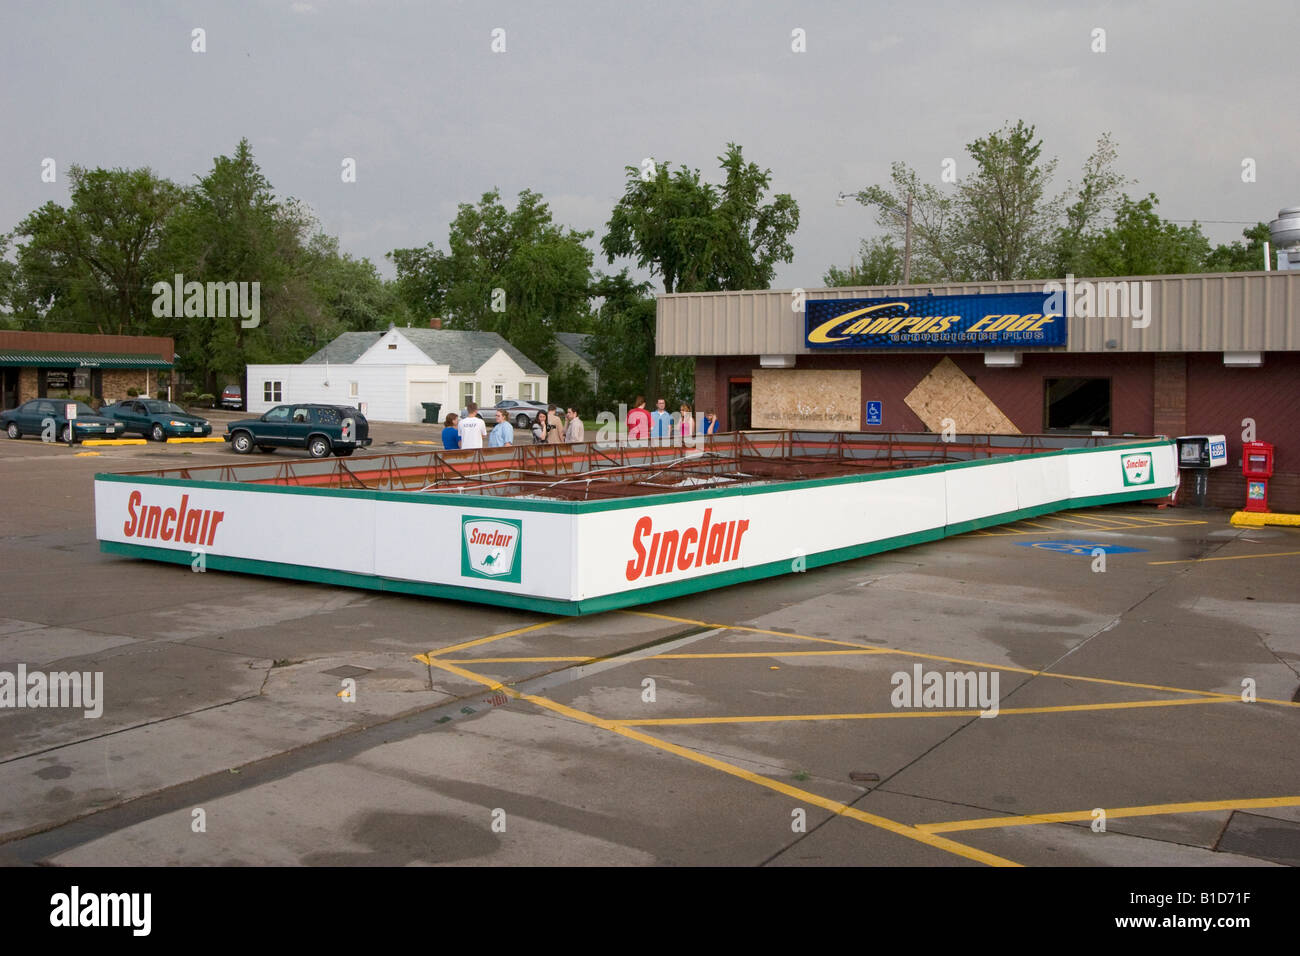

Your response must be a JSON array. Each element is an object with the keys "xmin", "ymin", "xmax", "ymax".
[
  {"xmin": 461, "ymin": 516, "xmax": 522, "ymax": 583},
  {"xmin": 1121, "ymin": 451, "xmax": 1155, "ymax": 486}
]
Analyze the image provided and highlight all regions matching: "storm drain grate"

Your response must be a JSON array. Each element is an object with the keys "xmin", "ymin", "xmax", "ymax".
[{"xmin": 1215, "ymin": 811, "xmax": 1300, "ymax": 866}]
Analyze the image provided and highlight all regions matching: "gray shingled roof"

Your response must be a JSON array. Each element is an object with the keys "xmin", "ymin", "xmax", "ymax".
[
  {"xmin": 303, "ymin": 328, "xmax": 546, "ymax": 376},
  {"xmin": 554, "ymin": 332, "xmax": 594, "ymax": 364},
  {"xmin": 399, "ymin": 328, "xmax": 546, "ymax": 375},
  {"xmin": 304, "ymin": 331, "xmax": 383, "ymax": 364}
]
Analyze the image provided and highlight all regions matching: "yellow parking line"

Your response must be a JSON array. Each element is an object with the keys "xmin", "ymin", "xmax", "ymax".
[
  {"xmin": 612, "ymin": 696, "xmax": 1234, "ymax": 727},
  {"xmin": 167, "ymin": 436, "xmax": 224, "ymax": 443},
  {"xmin": 421, "ymin": 654, "xmax": 1020, "ymax": 867},
  {"xmin": 73, "ymin": 451, "xmax": 102, "ymax": 457},
  {"xmin": 452, "ymin": 648, "xmax": 895, "ymax": 665},
  {"xmin": 622, "ymin": 610, "xmax": 873, "ymax": 649},
  {"xmin": 1149, "ymin": 550, "xmax": 1300, "ymax": 565},
  {"xmin": 917, "ymin": 795, "xmax": 1300, "ymax": 834},
  {"xmin": 623, "ymin": 610, "xmax": 1300, "ymax": 708},
  {"xmin": 415, "ymin": 620, "xmax": 560, "ymax": 661},
  {"xmin": 81, "ymin": 438, "xmax": 147, "ymax": 446}
]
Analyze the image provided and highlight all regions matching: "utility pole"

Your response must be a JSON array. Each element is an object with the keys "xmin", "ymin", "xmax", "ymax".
[{"xmin": 903, "ymin": 191, "xmax": 913, "ymax": 286}]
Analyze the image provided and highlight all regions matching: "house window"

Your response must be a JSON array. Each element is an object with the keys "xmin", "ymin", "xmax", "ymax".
[
  {"xmin": 1044, "ymin": 378, "xmax": 1110, "ymax": 431},
  {"xmin": 462, "ymin": 382, "xmax": 477, "ymax": 407},
  {"xmin": 264, "ymin": 381, "xmax": 282, "ymax": 402},
  {"xmin": 349, "ymin": 382, "xmax": 359, "ymax": 398},
  {"xmin": 520, "ymin": 382, "xmax": 534, "ymax": 401},
  {"xmin": 387, "ymin": 343, "xmax": 398, "ymax": 350},
  {"xmin": 493, "ymin": 383, "xmax": 504, "ymax": 404}
]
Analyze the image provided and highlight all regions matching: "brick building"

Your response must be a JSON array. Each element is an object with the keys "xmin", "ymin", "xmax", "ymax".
[
  {"xmin": 657, "ymin": 271, "xmax": 1300, "ymax": 513},
  {"xmin": 0, "ymin": 331, "xmax": 174, "ymax": 409}
]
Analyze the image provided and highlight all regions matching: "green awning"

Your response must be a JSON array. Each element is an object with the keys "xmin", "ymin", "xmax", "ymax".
[{"xmin": 0, "ymin": 351, "xmax": 173, "ymax": 369}]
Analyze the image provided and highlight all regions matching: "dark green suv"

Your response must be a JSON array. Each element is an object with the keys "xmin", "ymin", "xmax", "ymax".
[{"xmin": 224, "ymin": 404, "xmax": 371, "ymax": 458}]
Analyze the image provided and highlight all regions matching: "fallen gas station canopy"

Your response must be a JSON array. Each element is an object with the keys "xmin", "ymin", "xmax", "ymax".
[{"xmin": 95, "ymin": 431, "xmax": 1178, "ymax": 614}]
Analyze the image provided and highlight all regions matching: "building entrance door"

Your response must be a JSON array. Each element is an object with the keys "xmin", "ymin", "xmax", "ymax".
[
  {"xmin": 728, "ymin": 377, "xmax": 751, "ymax": 431},
  {"xmin": 1, "ymin": 369, "xmax": 17, "ymax": 409}
]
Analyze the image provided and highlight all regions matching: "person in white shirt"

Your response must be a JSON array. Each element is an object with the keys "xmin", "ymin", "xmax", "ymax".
[
  {"xmin": 458, "ymin": 402, "xmax": 488, "ymax": 449},
  {"xmin": 565, "ymin": 406, "xmax": 585, "ymax": 442}
]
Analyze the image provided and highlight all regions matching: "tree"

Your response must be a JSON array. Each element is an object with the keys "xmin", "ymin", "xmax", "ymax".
[
  {"xmin": 847, "ymin": 124, "xmax": 1128, "ymax": 282},
  {"xmin": 1050, "ymin": 133, "xmax": 1130, "ymax": 276},
  {"xmin": 823, "ymin": 237, "xmax": 903, "ymax": 286},
  {"xmin": 955, "ymin": 120, "xmax": 1059, "ymax": 280},
  {"xmin": 586, "ymin": 269, "xmax": 660, "ymax": 407},
  {"xmin": 602, "ymin": 143, "xmax": 797, "ymax": 395},
  {"xmin": 850, "ymin": 162, "xmax": 960, "ymax": 283},
  {"xmin": 389, "ymin": 189, "xmax": 593, "ymax": 371},
  {"xmin": 162, "ymin": 138, "xmax": 315, "ymax": 392},
  {"xmin": 1205, "ymin": 222, "xmax": 1271, "ymax": 272},
  {"xmin": 1077, "ymin": 193, "xmax": 1211, "ymax": 276},
  {"xmin": 603, "ymin": 143, "xmax": 799, "ymax": 296},
  {"xmin": 9, "ymin": 165, "xmax": 184, "ymax": 334}
]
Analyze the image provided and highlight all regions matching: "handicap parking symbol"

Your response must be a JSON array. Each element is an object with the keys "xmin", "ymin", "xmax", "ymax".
[{"xmin": 1019, "ymin": 539, "xmax": 1147, "ymax": 556}]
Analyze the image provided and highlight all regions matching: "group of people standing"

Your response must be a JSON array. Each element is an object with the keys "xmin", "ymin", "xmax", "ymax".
[
  {"xmin": 440, "ymin": 402, "xmax": 584, "ymax": 450},
  {"xmin": 625, "ymin": 396, "xmax": 718, "ymax": 441},
  {"xmin": 438, "ymin": 397, "xmax": 720, "ymax": 451}
]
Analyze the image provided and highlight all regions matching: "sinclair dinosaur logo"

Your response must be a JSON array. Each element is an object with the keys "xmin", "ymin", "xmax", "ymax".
[
  {"xmin": 461, "ymin": 516, "xmax": 523, "ymax": 583},
  {"xmin": 1121, "ymin": 451, "xmax": 1155, "ymax": 487}
]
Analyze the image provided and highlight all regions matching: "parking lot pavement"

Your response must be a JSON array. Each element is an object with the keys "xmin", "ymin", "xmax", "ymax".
[{"xmin": 1, "ymin": 443, "xmax": 1297, "ymax": 866}]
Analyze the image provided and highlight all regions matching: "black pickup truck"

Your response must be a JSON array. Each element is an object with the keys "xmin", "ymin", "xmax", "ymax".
[{"xmin": 224, "ymin": 404, "xmax": 371, "ymax": 458}]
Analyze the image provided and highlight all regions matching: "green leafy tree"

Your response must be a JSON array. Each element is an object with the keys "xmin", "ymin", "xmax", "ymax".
[
  {"xmin": 1205, "ymin": 222, "xmax": 1271, "ymax": 272},
  {"xmin": 9, "ymin": 165, "xmax": 184, "ymax": 334},
  {"xmin": 602, "ymin": 143, "xmax": 797, "ymax": 395},
  {"xmin": 603, "ymin": 143, "xmax": 799, "ymax": 295},
  {"xmin": 586, "ymin": 270, "xmax": 660, "ymax": 408},
  {"xmin": 850, "ymin": 163, "xmax": 961, "ymax": 283},
  {"xmin": 1050, "ymin": 133, "xmax": 1130, "ymax": 276},
  {"xmin": 955, "ymin": 120, "xmax": 1060, "ymax": 280},
  {"xmin": 389, "ymin": 188, "xmax": 593, "ymax": 371},
  {"xmin": 1077, "ymin": 193, "xmax": 1211, "ymax": 276},
  {"xmin": 162, "ymin": 139, "xmax": 315, "ymax": 391},
  {"xmin": 823, "ymin": 237, "xmax": 903, "ymax": 286},
  {"xmin": 848, "ymin": 124, "xmax": 1128, "ymax": 282}
]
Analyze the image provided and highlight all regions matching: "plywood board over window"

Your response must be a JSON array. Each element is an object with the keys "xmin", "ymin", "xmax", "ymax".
[
  {"xmin": 752, "ymin": 368, "xmax": 861, "ymax": 431},
  {"xmin": 905, "ymin": 357, "xmax": 1019, "ymax": 434}
]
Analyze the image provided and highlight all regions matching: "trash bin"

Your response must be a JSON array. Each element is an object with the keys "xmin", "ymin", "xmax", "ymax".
[{"xmin": 420, "ymin": 402, "xmax": 442, "ymax": 424}]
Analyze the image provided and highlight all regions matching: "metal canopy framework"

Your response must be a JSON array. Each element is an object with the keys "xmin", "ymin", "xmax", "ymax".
[{"xmin": 117, "ymin": 430, "xmax": 1154, "ymax": 501}]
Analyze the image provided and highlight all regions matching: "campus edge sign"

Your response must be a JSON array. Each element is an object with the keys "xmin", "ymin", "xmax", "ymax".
[{"xmin": 805, "ymin": 292, "xmax": 1067, "ymax": 349}]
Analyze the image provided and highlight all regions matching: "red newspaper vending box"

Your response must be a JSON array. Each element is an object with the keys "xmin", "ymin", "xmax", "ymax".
[{"xmin": 1242, "ymin": 441, "xmax": 1274, "ymax": 513}]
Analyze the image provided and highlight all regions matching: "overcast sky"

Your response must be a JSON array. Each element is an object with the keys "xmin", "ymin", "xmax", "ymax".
[{"xmin": 2, "ymin": 0, "xmax": 1295, "ymax": 292}]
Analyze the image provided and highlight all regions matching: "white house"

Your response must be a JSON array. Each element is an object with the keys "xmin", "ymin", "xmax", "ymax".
[{"xmin": 245, "ymin": 326, "xmax": 549, "ymax": 423}]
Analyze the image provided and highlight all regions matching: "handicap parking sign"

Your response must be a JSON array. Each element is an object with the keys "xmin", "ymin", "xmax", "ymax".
[
  {"xmin": 1018, "ymin": 539, "xmax": 1147, "ymax": 556},
  {"xmin": 865, "ymin": 401, "xmax": 882, "ymax": 426}
]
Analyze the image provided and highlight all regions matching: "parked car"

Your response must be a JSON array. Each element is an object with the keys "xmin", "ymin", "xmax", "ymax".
[
  {"xmin": 220, "ymin": 384, "xmax": 243, "ymax": 410},
  {"xmin": 100, "ymin": 399, "xmax": 212, "ymax": 441},
  {"xmin": 487, "ymin": 398, "xmax": 548, "ymax": 429},
  {"xmin": 1, "ymin": 399, "xmax": 125, "ymax": 443},
  {"xmin": 224, "ymin": 403, "xmax": 371, "ymax": 458}
]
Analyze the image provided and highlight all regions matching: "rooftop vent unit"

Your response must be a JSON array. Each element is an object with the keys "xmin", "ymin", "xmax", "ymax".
[{"xmin": 1269, "ymin": 206, "xmax": 1300, "ymax": 270}]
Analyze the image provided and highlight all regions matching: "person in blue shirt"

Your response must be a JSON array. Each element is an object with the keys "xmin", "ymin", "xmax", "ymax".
[
  {"xmin": 650, "ymin": 397, "xmax": 672, "ymax": 442},
  {"xmin": 488, "ymin": 408, "xmax": 514, "ymax": 447},
  {"xmin": 441, "ymin": 412, "xmax": 461, "ymax": 450},
  {"xmin": 699, "ymin": 411, "xmax": 719, "ymax": 435}
]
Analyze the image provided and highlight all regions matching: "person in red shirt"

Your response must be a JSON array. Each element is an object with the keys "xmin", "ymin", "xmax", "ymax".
[{"xmin": 626, "ymin": 395, "xmax": 651, "ymax": 441}]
